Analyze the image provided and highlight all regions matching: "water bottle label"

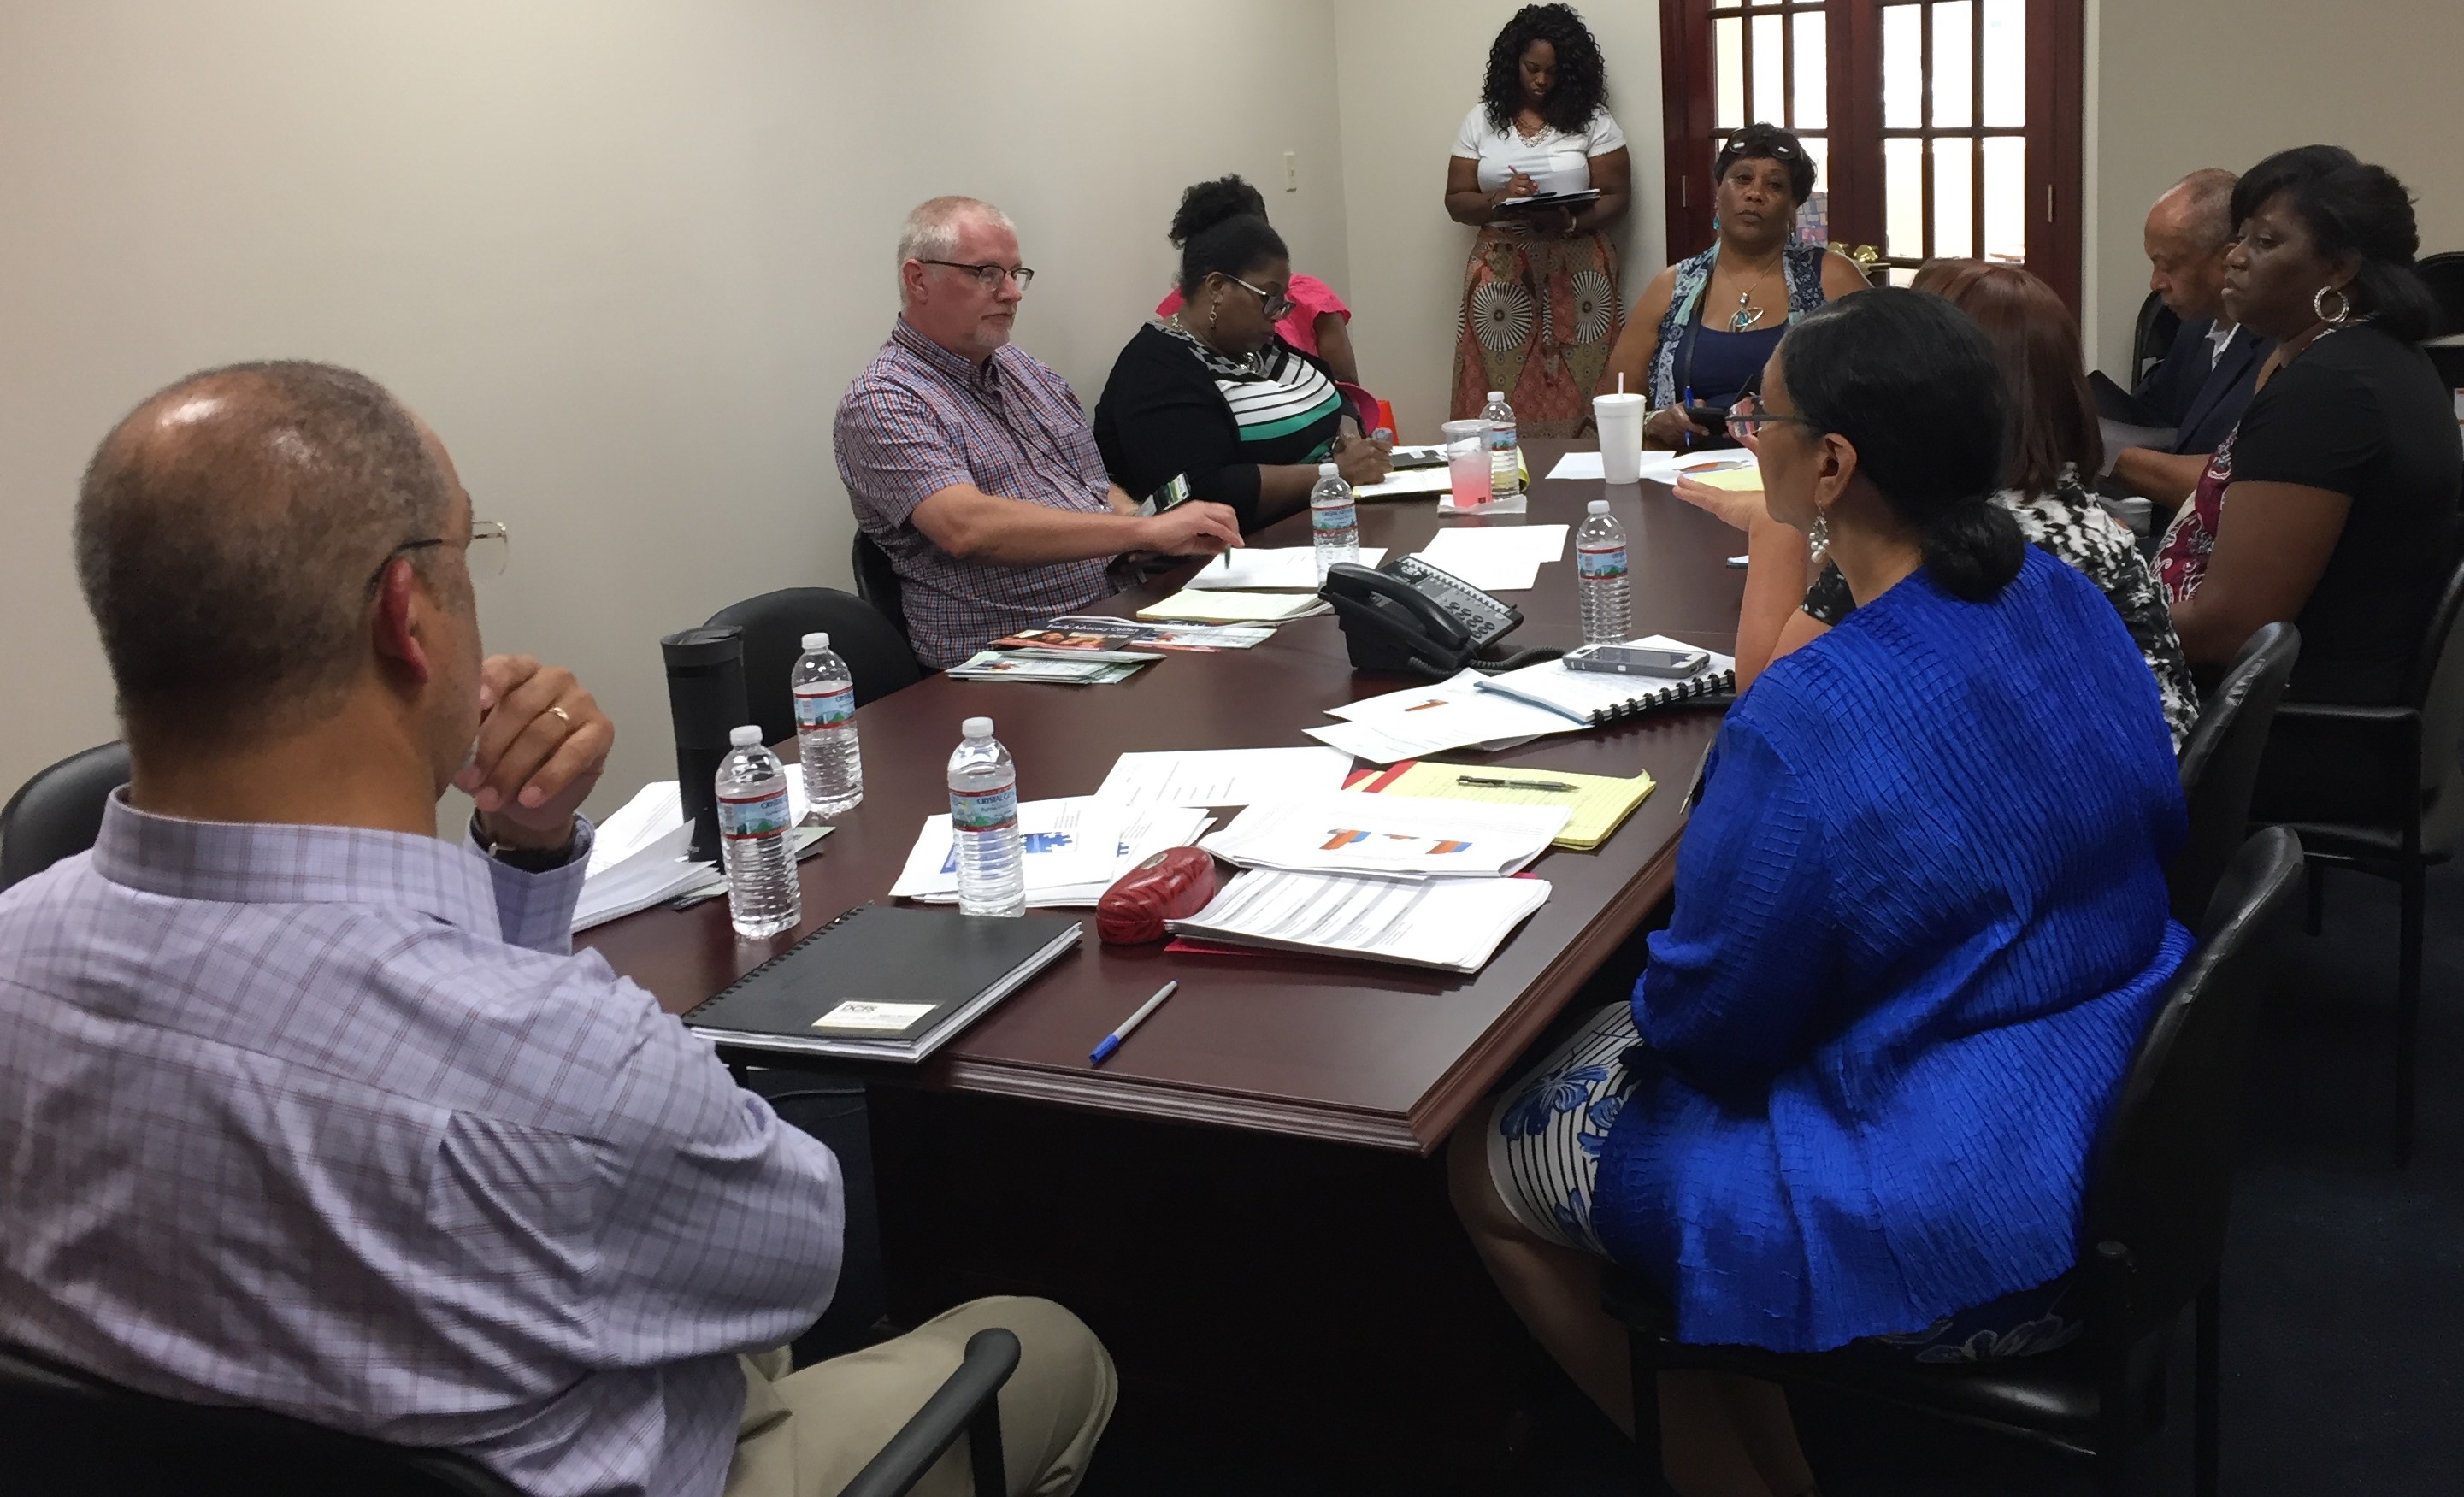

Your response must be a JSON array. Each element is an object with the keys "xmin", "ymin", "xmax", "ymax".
[
  {"xmin": 1487, "ymin": 424, "xmax": 1518, "ymax": 451},
  {"xmin": 1312, "ymin": 502, "xmax": 1358, "ymax": 535},
  {"xmin": 793, "ymin": 685, "xmax": 855, "ymax": 730},
  {"xmin": 1577, "ymin": 545, "xmax": 1629, "ymax": 580},
  {"xmin": 717, "ymin": 787, "xmax": 792, "ymax": 840},
  {"xmin": 950, "ymin": 782, "xmax": 1018, "ymax": 833}
]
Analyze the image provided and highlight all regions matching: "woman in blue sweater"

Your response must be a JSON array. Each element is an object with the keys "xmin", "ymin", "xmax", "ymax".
[{"xmin": 1450, "ymin": 289, "xmax": 2190, "ymax": 1495}]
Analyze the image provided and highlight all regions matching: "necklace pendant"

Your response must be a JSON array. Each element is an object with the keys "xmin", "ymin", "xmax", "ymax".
[{"xmin": 1728, "ymin": 305, "xmax": 1765, "ymax": 333}]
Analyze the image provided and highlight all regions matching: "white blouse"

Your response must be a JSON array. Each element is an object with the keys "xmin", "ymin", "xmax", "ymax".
[{"xmin": 1451, "ymin": 105, "xmax": 1627, "ymax": 196}]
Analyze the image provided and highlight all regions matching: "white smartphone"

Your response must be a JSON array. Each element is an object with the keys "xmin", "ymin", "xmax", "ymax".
[{"xmin": 1563, "ymin": 642, "xmax": 1712, "ymax": 679}]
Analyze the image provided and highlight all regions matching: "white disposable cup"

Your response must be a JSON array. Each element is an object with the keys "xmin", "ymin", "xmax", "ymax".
[
  {"xmin": 1441, "ymin": 418, "xmax": 1491, "ymax": 507},
  {"xmin": 1595, "ymin": 392, "xmax": 1646, "ymax": 484}
]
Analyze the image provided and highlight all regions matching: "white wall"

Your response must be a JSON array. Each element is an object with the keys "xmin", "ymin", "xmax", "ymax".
[
  {"xmin": 2091, "ymin": 0, "xmax": 2464, "ymax": 368},
  {"xmin": 1331, "ymin": 0, "xmax": 1665, "ymax": 442},
  {"xmin": 0, "ymin": 0, "xmax": 1349, "ymax": 812}
]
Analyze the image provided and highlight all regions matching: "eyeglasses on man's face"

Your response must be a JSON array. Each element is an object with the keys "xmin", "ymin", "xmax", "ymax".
[
  {"xmin": 1224, "ymin": 272, "xmax": 1294, "ymax": 321},
  {"xmin": 918, "ymin": 260, "xmax": 1035, "ymax": 292},
  {"xmin": 367, "ymin": 519, "xmax": 510, "ymax": 592}
]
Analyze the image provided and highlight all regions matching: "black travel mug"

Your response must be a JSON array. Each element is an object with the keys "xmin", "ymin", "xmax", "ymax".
[{"xmin": 660, "ymin": 626, "xmax": 749, "ymax": 863}]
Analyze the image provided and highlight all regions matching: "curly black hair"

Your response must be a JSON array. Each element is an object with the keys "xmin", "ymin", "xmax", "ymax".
[
  {"xmin": 1170, "ymin": 175, "xmax": 1270, "ymax": 248},
  {"xmin": 1482, "ymin": 4, "xmax": 1609, "ymax": 135}
]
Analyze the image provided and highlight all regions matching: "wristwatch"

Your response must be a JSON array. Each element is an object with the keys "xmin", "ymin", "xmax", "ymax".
[{"xmin": 471, "ymin": 814, "xmax": 580, "ymax": 873}]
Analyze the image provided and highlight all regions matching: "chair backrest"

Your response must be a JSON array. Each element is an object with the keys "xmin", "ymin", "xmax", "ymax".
[
  {"xmin": 2083, "ymin": 827, "xmax": 2304, "ymax": 1340},
  {"xmin": 2169, "ymin": 623, "xmax": 2299, "ymax": 924},
  {"xmin": 704, "ymin": 586, "xmax": 922, "ymax": 746},
  {"xmin": 0, "ymin": 1341, "xmax": 520, "ymax": 1497},
  {"xmin": 850, "ymin": 532, "xmax": 911, "ymax": 641},
  {"xmin": 2415, "ymin": 250, "xmax": 2464, "ymax": 340},
  {"xmin": 2402, "ymin": 549, "xmax": 2464, "ymax": 796},
  {"xmin": 0, "ymin": 742, "xmax": 132, "ymax": 893},
  {"xmin": 2132, "ymin": 290, "xmax": 2183, "ymax": 384}
]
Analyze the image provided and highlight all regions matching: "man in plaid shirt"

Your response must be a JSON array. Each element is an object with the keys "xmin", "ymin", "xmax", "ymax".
[
  {"xmin": 0, "ymin": 362, "xmax": 1114, "ymax": 1496},
  {"xmin": 834, "ymin": 197, "xmax": 1242, "ymax": 667}
]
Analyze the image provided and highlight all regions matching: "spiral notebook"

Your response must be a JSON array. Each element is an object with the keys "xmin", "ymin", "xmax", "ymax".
[
  {"xmin": 682, "ymin": 904, "xmax": 1082, "ymax": 1062},
  {"xmin": 1473, "ymin": 638, "xmax": 1737, "ymax": 726}
]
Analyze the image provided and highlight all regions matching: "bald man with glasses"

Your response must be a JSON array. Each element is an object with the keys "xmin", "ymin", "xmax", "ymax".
[{"xmin": 833, "ymin": 196, "xmax": 1242, "ymax": 669}]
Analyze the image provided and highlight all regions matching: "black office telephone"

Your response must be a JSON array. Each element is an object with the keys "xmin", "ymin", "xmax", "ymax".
[{"xmin": 1322, "ymin": 556, "xmax": 1551, "ymax": 677}]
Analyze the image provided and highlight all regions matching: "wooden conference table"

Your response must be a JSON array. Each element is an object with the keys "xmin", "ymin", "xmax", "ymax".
[{"xmin": 580, "ymin": 439, "xmax": 1746, "ymax": 1155}]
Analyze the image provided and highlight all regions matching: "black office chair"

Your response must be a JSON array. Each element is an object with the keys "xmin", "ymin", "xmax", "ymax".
[
  {"xmin": 2258, "ymin": 551, "xmax": 2464, "ymax": 1164},
  {"xmin": 1604, "ymin": 827, "xmax": 2306, "ymax": 1497},
  {"xmin": 2170, "ymin": 623, "xmax": 2299, "ymax": 925},
  {"xmin": 852, "ymin": 532, "xmax": 911, "ymax": 643},
  {"xmin": 2417, "ymin": 250, "xmax": 2464, "ymax": 386},
  {"xmin": 3, "ymin": 1327, "xmax": 1020, "ymax": 1497},
  {"xmin": 0, "ymin": 741, "xmax": 132, "ymax": 892},
  {"xmin": 2133, "ymin": 290, "xmax": 2184, "ymax": 386},
  {"xmin": 705, "ymin": 586, "xmax": 923, "ymax": 746}
]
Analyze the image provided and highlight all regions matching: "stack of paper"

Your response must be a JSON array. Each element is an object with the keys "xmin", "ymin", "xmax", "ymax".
[
  {"xmin": 1545, "ymin": 451, "xmax": 1757, "ymax": 484},
  {"xmin": 1019, "ymin": 617, "xmax": 1274, "ymax": 651},
  {"xmin": 1093, "ymin": 746, "xmax": 1354, "ymax": 807},
  {"xmin": 1475, "ymin": 637, "xmax": 1737, "ymax": 723},
  {"xmin": 1199, "ymin": 793, "xmax": 1568, "ymax": 878},
  {"xmin": 946, "ymin": 651, "xmax": 1152, "ymax": 685},
  {"xmin": 889, "ymin": 797, "xmax": 1211, "ymax": 907},
  {"xmin": 574, "ymin": 777, "xmax": 826, "ymax": 932},
  {"xmin": 1167, "ymin": 869, "xmax": 1551, "ymax": 973},
  {"xmin": 1350, "ymin": 467, "xmax": 1456, "ymax": 501},
  {"xmin": 1347, "ymin": 761, "xmax": 1654, "ymax": 852},
  {"xmin": 1406, "ymin": 524, "xmax": 1568, "ymax": 592},
  {"xmin": 1187, "ymin": 546, "xmax": 1388, "ymax": 590},
  {"xmin": 1136, "ymin": 589, "xmax": 1329, "ymax": 624},
  {"xmin": 1305, "ymin": 669, "xmax": 1572, "ymax": 764}
]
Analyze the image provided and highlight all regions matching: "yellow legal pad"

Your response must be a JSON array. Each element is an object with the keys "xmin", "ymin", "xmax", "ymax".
[
  {"xmin": 1686, "ymin": 466, "xmax": 1765, "ymax": 492},
  {"xmin": 1135, "ymin": 588, "xmax": 1325, "ymax": 624},
  {"xmin": 1347, "ymin": 760, "xmax": 1655, "ymax": 852}
]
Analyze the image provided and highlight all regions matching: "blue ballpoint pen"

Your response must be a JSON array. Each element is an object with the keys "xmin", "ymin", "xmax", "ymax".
[
  {"xmin": 1682, "ymin": 384, "xmax": 1695, "ymax": 451},
  {"xmin": 1089, "ymin": 980, "xmax": 1179, "ymax": 1065}
]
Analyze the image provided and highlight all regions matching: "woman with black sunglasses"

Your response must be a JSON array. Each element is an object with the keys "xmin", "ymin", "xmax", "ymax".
[{"xmin": 1094, "ymin": 191, "xmax": 1389, "ymax": 532}]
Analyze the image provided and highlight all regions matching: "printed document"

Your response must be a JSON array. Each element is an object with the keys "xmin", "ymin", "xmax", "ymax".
[
  {"xmin": 1168, "ymin": 869, "xmax": 1552, "ymax": 973},
  {"xmin": 1188, "ymin": 546, "xmax": 1388, "ymax": 590},
  {"xmin": 1306, "ymin": 668, "xmax": 1569, "ymax": 763},
  {"xmin": 1200, "ymin": 793, "xmax": 1568, "ymax": 878},
  {"xmin": 1093, "ymin": 746, "xmax": 1355, "ymax": 808},
  {"xmin": 1408, "ymin": 524, "xmax": 1569, "ymax": 592}
]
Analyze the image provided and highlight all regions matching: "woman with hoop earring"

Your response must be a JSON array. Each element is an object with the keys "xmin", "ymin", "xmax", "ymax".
[{"xmin": 2156, "ymin": 149, "xmax": 2459, "ymax": 704}]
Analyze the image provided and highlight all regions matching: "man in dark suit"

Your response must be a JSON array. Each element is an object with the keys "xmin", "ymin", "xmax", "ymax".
[{"xmin": 2105, "ymin": 168, "xmax": 2272, "ymax": 509}]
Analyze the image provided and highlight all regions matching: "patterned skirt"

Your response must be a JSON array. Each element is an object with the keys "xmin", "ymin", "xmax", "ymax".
[
  {"xmin": 1451, "ymin": 226, "xmax": 1623, "ymax": 438},
  {"xmin": 1484, "ymin": 1002, "xmax": 2084, "ymax": 1363}
]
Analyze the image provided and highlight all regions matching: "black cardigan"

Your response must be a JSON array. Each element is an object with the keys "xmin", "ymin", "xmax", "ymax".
[{"xmin": 1092, "ymin": 324, "xmax": 1343, "ymax": 532}]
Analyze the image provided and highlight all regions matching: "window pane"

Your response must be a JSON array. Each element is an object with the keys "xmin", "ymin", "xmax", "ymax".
[
  {"xmin": 1793, "ymin": 11, "xmax": 1829, "ymax": 129},
  {"xmin": 1931, "ymin": 1, "xmax": 1973, "ymax": 127},
  {"xmin": 1882, "ymin": 5, "xmax": 1923, "ymax": 129},
  {"xmin": 1797, "ymin": 134, "xmax": 1832, "ymax": 245},
  {"xmin": 1982, "ymin": 0, "xmax": 2025, "ymax": 126},
  {"xmin": 1716, "ymin": 16, "xmax": 1745, "ymax": 127},
  {"xmin": 1885, "ymin": 137, "xmax": 1925, "ymax": 258},
  {"xmin": 1933, "ymin": 136, "xmax": 1975, "ymax": 258},
  {"xmin": 1752, "ymin": 14, "xmax": 1785, "ymax": 124},
  {"xmin": 1984, "ymin": 137, "xmax": 2027, "ymax": 262}
]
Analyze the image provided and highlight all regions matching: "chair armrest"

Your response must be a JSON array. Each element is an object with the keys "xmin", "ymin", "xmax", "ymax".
[
  {"xmin": 834, "ymin": 1328, "xmax": 1021, "ymax": 1497},
  {"xmin": 2270, "ymin": 702, "xmax": 2416, "ymax": 728}
]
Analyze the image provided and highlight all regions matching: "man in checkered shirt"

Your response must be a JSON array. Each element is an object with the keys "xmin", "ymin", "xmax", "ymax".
[
  {"xmin": 0, "ymin": 362, "xmax": 1115, "ymax": 1497},
  {"xmin": 834, "ymin": 197, "xmax": 1242, "ymax": 668}
]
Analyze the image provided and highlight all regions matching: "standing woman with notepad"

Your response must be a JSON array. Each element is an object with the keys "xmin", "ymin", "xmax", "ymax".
[{"xmin": 1442, "ymin": 4, "xmax": 1630, "ymax": 438}]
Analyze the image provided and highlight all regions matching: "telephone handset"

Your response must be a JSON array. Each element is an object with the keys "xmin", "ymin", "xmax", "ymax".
[{"xmin": 1321, "ymin": 555, "xmax": 1530, "ymax": 677}]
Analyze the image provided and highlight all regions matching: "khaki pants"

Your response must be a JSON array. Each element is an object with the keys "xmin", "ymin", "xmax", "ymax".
[{"xmin": 725, "ymin": 1297, "xmax": 1116, "ymax": 1497}]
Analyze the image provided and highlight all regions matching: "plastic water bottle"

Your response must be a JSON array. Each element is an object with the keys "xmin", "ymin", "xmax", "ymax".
[
  {"xmin": 791, "ymin": 631, "xmax": 863, "ymax": 817},
  {"xmin": 716, "ymin": 725, "xmax": 801, "ymax": 940},
  {"xmin": 1577, "ymin": 498, "xmax": 1632, "ymax": 645},
  {"xmin": 948, "ymin": 716, "xmax": 1025, "ymax": 918},
  {"xmin": 1481, "ymin": 389, "xmax": 1521, "ymax": 496},
  {"xmin": 1310, "ymin": 463, "xmax": 1360, "ymax": 583}
]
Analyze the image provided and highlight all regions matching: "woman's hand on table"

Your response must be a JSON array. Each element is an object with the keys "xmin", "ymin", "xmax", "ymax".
[
  {"xmin": 1333, "ymin": 433, "xmax": 1392, "ymax": 487},
  {"xmin": 1645, "ymin": 404, "xmax": 1714, "ymax": 447},
  {"xmin": 1671, "ymin": 471, "xmax": 1767, "ymax": 532}
]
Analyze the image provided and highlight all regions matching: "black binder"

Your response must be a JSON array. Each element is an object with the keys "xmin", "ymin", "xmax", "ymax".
[{"xmin": 684, "ymin": 904, "xmax": 1082, "ymax": 1062}]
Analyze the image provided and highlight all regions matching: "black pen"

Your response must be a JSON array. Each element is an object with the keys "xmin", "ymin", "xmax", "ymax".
[{"xmin": 1458, "ymin": 775, "xmax": 1577, "ymax": 793}]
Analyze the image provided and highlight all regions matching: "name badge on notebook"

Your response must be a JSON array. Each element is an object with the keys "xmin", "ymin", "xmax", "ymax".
[{"xmin": 814, "ymin": 1000, "xmax": 935, "ymax": 1031}]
